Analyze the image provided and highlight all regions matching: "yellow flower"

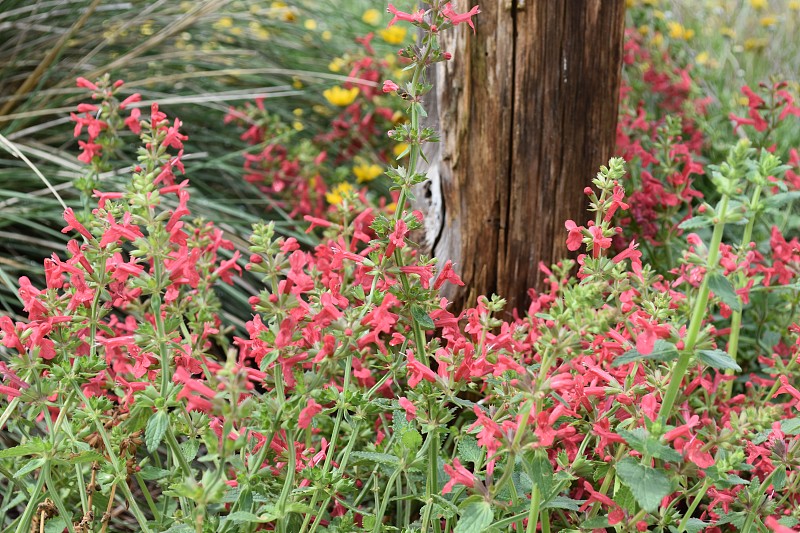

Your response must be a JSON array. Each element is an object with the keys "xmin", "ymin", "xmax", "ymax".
[
  {"xmin": 748, "ymin": 0, "xmax": 767, "ymax": 9},
  {"xmin": 626, "ymin": 0, "xmax": 634, "ymax": 7},
  {"xmin": 304, "ymin": 19, "xmax": 317, "ymax": 30},
  {"xmin": 379, "ymin": 26, "xmax": 407, "ymax": 45},
  {"xmin": 738, "ymin": 96, "xmax": 750, "ymax": 106},
  {"xmin": 293, "ymin": 108, "xmax": 304, "ymax": 117},
  {"xmin": 362, "ymin": 9, "xmax": 381, "ymax": 25},
  {"xmin": 720, "ymin": 27, "xmax": 736, "ymax": 38},
  {"xmin": 293, "ymin": 76, "xmax": 303, "ymax": 89},
  {"xmin": 651, "ymin": 32, "xmax": 664, "ymax": 46},
  {"xmin": 393, "ymin": 143, "xmax": 410, "ymax": 158},
  {"xmin": 759, "ymin": 15, "xmax": 777, "ymax": 26},
  {"xmin": 214, "ymin": 16, "xmax": 234, "ymax": 29},
  {"xmin": 744, "ymin": 37, "xmax": 768, "ymax": 50},
  {"xmin": 326, "ymin": 182, "xmax": 353, "ymax": 205},
  {"xmin": 667, "ymin": 21, "xmax": 694, "ymax": 40},
  {"xmin": 353, "ymin": 163, "xmax": 384, "ymax": 183},
  {"xmin": 696, "ymin": 51, "xmax": 709, "ymax": 65},
  {"xmin": 323, "ymin": 86, "xmax": 359, "ymax": 106},
  {"xmin": 790, "ymin": 0, "xmax": 800, "ymax": 10},
  {"xmin": 140, "ymin": 21, "xmax": 154, "ymax": 36},
  {"xmin": 653, "ymin": 10, "xmax": 665, "ymax": 19},
  {"xmin": 328, "ymin": 57, "xmax": 346, "ymax": 73},
  {"xmin": 322, "ymin": 30, "xmax": 332, "ymax": 41},
  {"xmin": 292, "ymin": 121, "xmax": 304, "ymax": 131},
  {"xmin": 638, "ymin": 25, "xmax": 650, "ymax": 35}
]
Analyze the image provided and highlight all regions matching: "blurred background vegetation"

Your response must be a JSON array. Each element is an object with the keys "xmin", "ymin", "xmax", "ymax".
[{"xmin": 1, "ymin": 0, "xmax": 799, "ymax": 329}]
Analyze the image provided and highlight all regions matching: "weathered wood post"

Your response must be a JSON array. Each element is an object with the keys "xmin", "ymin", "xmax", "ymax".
[{"xmin": 417, "ymin": 1, "xmax": 626, "ymax": 313}]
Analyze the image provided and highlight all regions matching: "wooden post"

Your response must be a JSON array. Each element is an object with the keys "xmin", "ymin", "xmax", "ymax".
[{"xmin": 417, "ymin": 1, "xmax": 626, "ymax": 314}]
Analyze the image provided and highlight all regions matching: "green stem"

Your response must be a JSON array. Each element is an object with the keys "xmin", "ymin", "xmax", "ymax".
[
  {"xmin": 741, "ymin": 467, "xmax": 780, "ymax": 533},
  {"xmin": 14, "ymin": 467, "xmax": 47, "ymax": 533},
  {"xmin": 722, "ymin": 185, "xmax": 762, "ymax": 399},
  {"xmin": 372, "ymin": 468, "xmax": 403, "ymax": 533},
  {"xmin": 676, "ymin": 478, "xmax": 712, "ymax": 532},
  {"xmin": 276, "ymin": 428, "xmax": 296, "ymax": 533},
  {"xmin": 658, "ymin": 195, "xmax": 730, "ymax": 424},
  {"xmin": 525, "ymin": 486, "xmax": 541, "ymax": 533},
  {"xmin": 298, "ymin": 351, "xmax": 354, "ymax": 533}
]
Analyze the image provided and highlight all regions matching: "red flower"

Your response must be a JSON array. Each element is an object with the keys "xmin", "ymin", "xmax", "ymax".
[
  {"xmin": 62, "ymin": 208, "xmax": 93, "ymax": 241},
  {"xmin": 383, "ymin": 80, "xmax": 399, "ymax": 93},
  {"xmin": 442, "ymin": 3, "xmax": 481, "ymax": 33},
  {"xmin": 398, "ymin": 397, "xmax": 416, "ymax": 421},
  {"xmin": 298, "ymin": 399, "xmax": 322, "ymax": 429},
  {"xmin": 434, "ymin": 259, "xmax": 465, "ymax": 290},
  {"xmin": 387, "ymin": 4, "xmax": 425, "ymax": 26},
  {"xmin": 442, "ymin": 458, "xmax": 476, "ymax": 494},
  {"xmin": 565, "ymin": 220, "xmax": 584, "ymax": 251}
]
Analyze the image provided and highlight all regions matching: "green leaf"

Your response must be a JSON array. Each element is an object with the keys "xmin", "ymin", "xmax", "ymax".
[
  {"xmin": 614, "ymin": 457, "xmax": 672, "ymax": 513},
  {"xmin": 617, "ymin": 428, "xmax": 682, "ymax": 463},
  {"xmin": 180, "ymin": 437, "xmax": 200, "ymax": 463},
  {"xmin": 454, "ymin": 497, "xmax": 494, "ymax": 533},
  {"xmin": 541, "ymin": 496, "xmax": 584, "ymax": 512},
  {"xmin": 614, "ymin": 482, "xmax": 637, "ymax": 514},
  {"xmin": 766, "ymin": 191, "xmax": 800, "ymax": 208},
  {"xmin": 668, "ymin": 518, "xmax": 708, "ymax": 533},
  {"xmin": 781, "ymin": 417, "xmax": 800, "ymax": 435},
  {"xmin": 0, "ymin": 439, "xmax": 47, "ymax": 458},
  {"xmin": 678, "ymin": 216, "xmax": 711, "ymax": 230},
  {"xmin": 140, "ymin": 466, "xmax": 172, "ymax": 481},
  {"xmin": 697, "ymin": 349, "xmax": 742, "ymax": 371},
  {"xmin": 411, "ymin": 305, "xmax": 436, "ymax": 330},
  {"xmin": 14, "ymin": 457, "xmax": 45, "ymax": 478},
  {"xmin": 160, "ymin": 526, "xmax": 194, "ymax": 533},
  {"xmin": 225, "ymin": 511, "xmax": 274, "ymax": 524},
  {"xmin": 457, "ymin": 436, "xmax": 482, "ymax": 465},
  {"xmin": 145, "ymin": 410, "xmax": 169, "ymax": 454},
  {"xmin": 612, "ymin": 340, "xmax": 679, "ymax": 367},
  {"xmin": 528, "ymin": 452, "xmax": 554, "ymax": 498},
  {"xmin": 350, "ymin": 451, "xmax": 400, "ymax": 467},
  {"xmin": 707, "ymin": 273, "xmax": 742, "ymax": 312},
  {"xmin": 772, "ymin": 466, "xmax": 787, "ymax": 491},
  {"xmin": 581, "ymin": 517, "xmax": 609, "ymax": 528},
  {"xmin": 44, "ymin": 518, "xmax": 69, "ymax": 533}
]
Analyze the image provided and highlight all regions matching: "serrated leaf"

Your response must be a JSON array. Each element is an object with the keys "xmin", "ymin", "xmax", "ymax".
[
  {"xmin": 140, "ymin": 466, "xmax": 172, "ymax": 481},
  {"xmin": 529, "ymin": 452, "xmax": 554, "ymax": 498},
  {"xmin": 772, "ymin": 466, "xmax": 787, "ymax": 490},
  {"xmin": 350, "ymin": 451, "xmax": 400, "ymax": 467},
  {"xmin": 612, "ymin": 340, "xmax": 679, "ymax": 367},
  {"xmin": 145, "ymin": 410, "xmax": 169, "ymax": 454},
  {"xmin": 454, "ymin": 498, "xmax": 494, "ymax": 533},
  {"xmin": 541, "ymin": 496, "xmax": 584, "ymax": 512},
  {"xmin": 615, "ymin": 457, "xmax": 672, "ymax": 513},
  {"xmin": 678, "ymin": 216, "xmax": 712, "ymax": 230},
  {"xmin": 581, "ymin": 517, "xmax": 610, "ymax": 528},
  {"xmin": 617, "ymin": 428, "xmax": 682, "ymax": 463},
  {"xmin": 44, "ymin": 518, "xmax": 68, "ymax": 533},
  {"xmin": 225, "ymin": 511, "xmax": 274, "ymax": 524},
  {"xmin": 0, "ymin": 439, "xmax": 47, "ymax": 459},
  {"xmin": 614, "ymin": 482, "xmax": 637, "ymax": 514},
  {"xmin": 411, "ymin": 305, "xmax": 435, "ymax": 330},
  {"xmin": 14, "ymin": 457, "xmax": 45, "ymax": 478},
  {"xmin": 707, "ymin": 273, "xmax": 742, "ymax": 312},
  {"xmin": 781, "ymin": 418, "xmax": 800, "ymax": 435},
  {"xmin": 668, "ymin": 518, "xmax": 708, "ymax": 533},
  {"xmin": 457, "ymin": 436, "xmax": 482, "ymax": 465},
  {"xmin": 697, "ymin": 349, "xmax": 742, "ymax": 371},
  {"xmin": 766, "ymin": 191, "xmax": 800, "ymax": 208},
  {"xmin": 180, "ymin": 437, "xmax": 200, "ymax": 463},
  {"xmin": 160, "ymin": 526, "xmax": 194, "ymax": 533}
]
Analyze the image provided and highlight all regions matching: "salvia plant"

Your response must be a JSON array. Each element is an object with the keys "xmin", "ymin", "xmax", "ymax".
[{"xmin": 1, "ymin": 3, "xmax": 800, "ymax": 533}]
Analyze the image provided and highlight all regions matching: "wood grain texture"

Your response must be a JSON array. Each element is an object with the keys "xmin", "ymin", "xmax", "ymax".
[{"xmin": 418, "ymin": 0, "xmax": 626, "ymax": 315}]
